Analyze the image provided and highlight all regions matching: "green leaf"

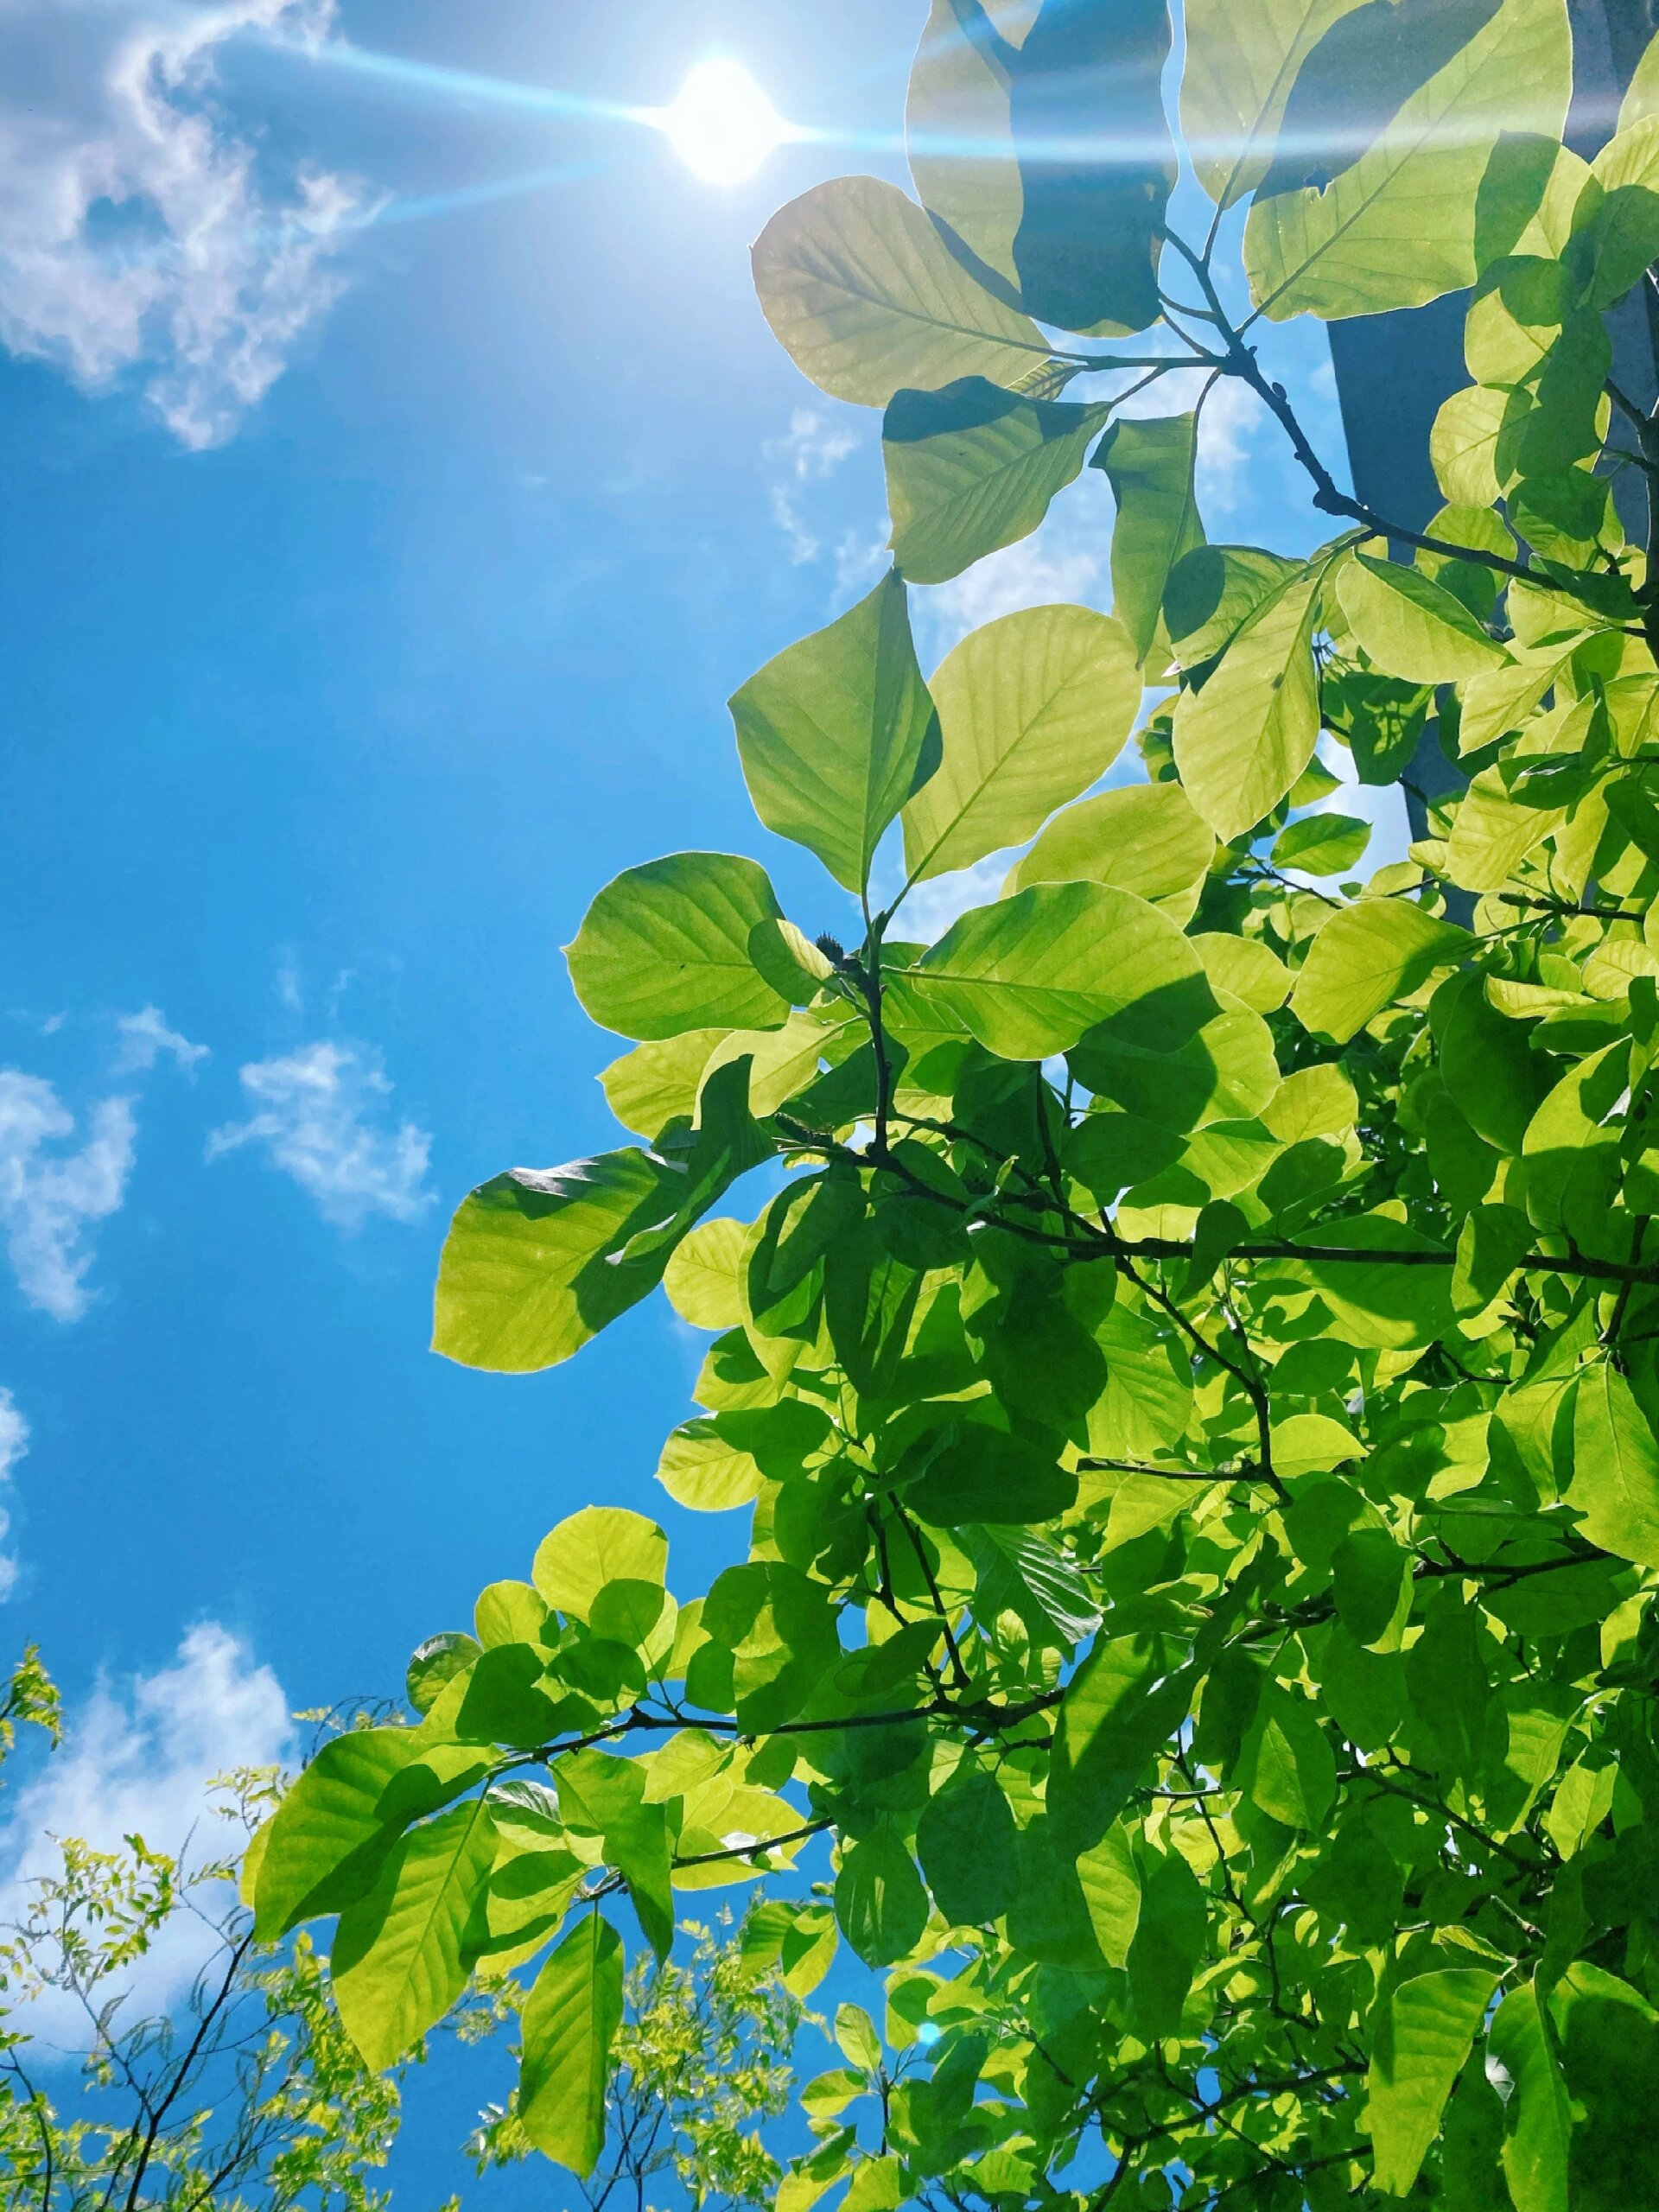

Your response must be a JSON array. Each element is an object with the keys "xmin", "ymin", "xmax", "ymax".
[
  {"xmin": 435, "ymin": 1060, "xmax": 770, "ymax": 1375},
  {"xmin": 255, "ymin": 1728, "xmax": 421, "ymax": 1940},
  {"xmin": 965, "ymin": 1522, "xmax": 1103, "ymax": 1646},
  {"xmin": 1522, "ymin": 1039, "xmax": 1629, "ymax": 1245},
  {"xmin": 1126, "ymin": 1847, "xmax": 1207, "ymax": 2040},
  {"xmin": 1181, "ymin": 0, "xmax": 1369, "ymax": 212},
  {"xmin": 657, "ymin": 1419, "xmax": 765, "ymax": 1513},
  {"xmin": 454, "ymin": 1645, "xmax": 564, "ymax": 1746},
  {"xmin": 835, "ymin": 2002, "xmax": 882, "ymax": 2073},
  {"xmin": 883, "ymin": 379, "xmax": 1108, "ymax": 587},
  {"xmin": 1551, "ymin": 1962, "xmax": 1659, "ymax": 2209},
  {"xmin": 905, "ymin": 1421, "xmax": 1076, "ymax": 1527},
  {"xmin": 534, "ymin": 1507, "xmax": 667, "ymax": 1624},
  {"xmin": 751, "ymin": 175, "xmax": 1047, "ymax": 406},
  {"xmin": 1337, "ymin": 552, "xmax": 1510, "ymax": 682},
  {"xmin": 900, "ymin": 605, "xmax": 1140, "ymax": 881},
  {"xmin": 1244, "ymin": 0, "xmax": 1572, "ymax": 320},
  {"xmin": 1236, "ymin": 1685, "xmax": 1337, "ymax": 1827},
  {"xmin": 905, "ymin": 0, "xmax": 1174, "ymax": 337},
  {"xmin": 1452, "ymin": 1200, "xmax": 1532, "ymax": 1322},
  {"xmin": 1567, "ymin": 1363, "xmax": 1659, "ymax": 1571},
  {"xmin": 836, "ymin": 1820, "xmax": 929, "ymax": 1967},
  {"xmin": 1165, "ymin": 543, "xmax": 1300, "ymax": 669},
  {"xmin": 331, "ymin": 1797, "xmax": 497, "ymax": 2071},
  {"xmin": 1049, "ymin": 1631, "xmax": 1192, "ymax": 1853},
  {"xmin": 1271, "ymin": 810, "xmax": 1371, "ymax": 876},
  {"xmin": 1433, "ymin": 384, "xmax": 1509, "ymax": 505},
  {"xmin": 1190, "ymin": 931, "xmax": 1292, "ymax": 1012},
  {"xmin": 567, "ymin": 854, "xmax": 791, "ymax": 1041},
  {"xmin": 662, "ymin": 1217, "xmax": 748, "ymax": 1332},
  {"xmin": 1171, "ymin": 562, "xmax": 1324, "ymax": 840},
  {"xmin": 1092, "ymin": 413, "xmax": 1205, "ymax": 665},
  {"xmin": 600, "ymin": 1031, "xmax": 727, "ymax": 1140},
  {"xmin": 1332, "ymin": 1528, "xmax": 1414, "ymax": 1649},
  {"xmin": 556, "ymin": 1748, "xmax": 674, "ymax": 1958},
  {"xmin": 887, "ymin": 880, "xmax": 1208, "ymax": 1060},
  {"xmin": 1075, "ymin": 1822, "xmax": 1141, "ymax": 1968},
  {"xmin": 1009, "ymin": 780, "xmax": 1216, "ymax": 916},
  {"xmin": 1366, "ymin": 1967, "xmax": 1501, "ymax": 2196},
  {"xmin": 1574, "ymin": 118, "xmax": 1659, "ymax": 310},
  {"xmin": 916, "ymin": 1763, "xmax": 1020, "ymax": 1925},
  {"xmin": 474, "ymin": 1584, "xmax": 548, "ymax": 1649},
  {"xmin": 1290, "ymin": 901, "xmax": 1471, "ymax": 1043},
  {"xmin": 1266, "ymin": 1210, "xmax": 1457, "ymax": 1350},
  {"xmin": 433, "ymin": 1154, "xmax": 696, "ymax": 1376},
  {"xmin": 407, "ymin": 1631, "xmax": 480, "ymax": 1717},
  {"xmin": 518, "ymin": 1914, "xmax": 624, "ymax": 2177},
  {"xmin": 731, "ymin": 569, "xmax": 941, "ymax": 894}
]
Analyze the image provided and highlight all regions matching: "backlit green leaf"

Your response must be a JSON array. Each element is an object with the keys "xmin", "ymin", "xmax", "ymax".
[
  {"xmin": 883, "ymin": 379, "xmax": 1108, "ymax": 586},
  {"xmin": 332, "ymin": 1797, "xmax": 497, "ymax": 2071},
  {"xmin": 1337, "ymin": 552, "xmax": 1509, "ymax": 682},
  {"xmin": 1181, "ymin": 0, "xmax": 1369, "ymax": 211},
  {"xmin": 905, "ymin": 0, "xmax": 1174, "ymax": 336},
  {"xmin": 1367, "ymin": 1968, "xmax": 1501, "ymax": 2196},
  {"xmin": 752, "ymin": 175, "xmax": 1047, "ymax": 405},
  {"xmin": 731, "ymin": 569, "xmax": 941, "ymax": 894},
  {"xmin": 836, "ymin": 1821, "xmax": 928, "ymax": 1967},
  {"xmin": 887, "ymin": 880, "xmax": 1208, "ymax": 1059},
  {"xmin": 1172, "ymin": 562, "xmax": 1324, "ymax": 840},
  {"xmin": 534, "ymin": 1506, "xmax": 666, "ymax": 1624},
  {"xmin": 1009, "ymin": 779, "xmax": 1215, "ymax": 914},
  {"xmin": 568, "ymin": 854, "xmax": 790, "ymax": 1041},
  {"xmin": 916, "ymin": 1763, "xmax": 1020, "ymax": 1925},
  {"xmin": 904, "ymin": 1421, "xmax": 1077, "ymax": 1527},
  {"xmin": 518, "ymin": 1914, "xmax": 624, "ymax": 2177},
  {"xmin": 1567, "ymin": 1363, "xmax": 1659, "ymax": 1570},
  {"xmin": 1244, "ymin": 0, "xmax": 1571, "ymax": 320},
  {"xmin": 1290, "ymin": 901, "xmax": 1471, "ymax": 1043},
  {"xmin": 901, "ymin": 604, "xmax": 1139, "ymax": 881},
  {"xmin": 1092, "ymin": 412, "xmax": 1205, "ymax": 665}
]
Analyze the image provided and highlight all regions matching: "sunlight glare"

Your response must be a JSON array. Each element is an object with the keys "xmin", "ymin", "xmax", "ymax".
[{"xmin": 661, "ymin": 59, "xmax": 788, "ymax": 185}]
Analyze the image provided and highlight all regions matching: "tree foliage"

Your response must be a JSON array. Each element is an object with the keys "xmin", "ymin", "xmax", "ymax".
[
  {"xmin": 259, "ymin": 3, "xmax": 1659, "ymax": 2203},
  {"xmin": 0, "ymin": 1659, "xmax": 423, "ymax": 2212}
]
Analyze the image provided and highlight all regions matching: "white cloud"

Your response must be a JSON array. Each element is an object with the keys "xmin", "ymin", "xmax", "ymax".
[
  {"xmin": 0, "ymin": 0, "xmax": 365, "ymax": 448},
  {"xmin": 912, "ymin": 468, "xmax": 1116, "ymax": 666},
  {"xmin": 890, "ymin": 854, "xmax": 1016, "ymax": 942},
  {"xmin": 833, "ymin": 527, "xmax": 889, "ymax": 602},
  {"xmin": 764, "ymin": 407, "xmax": 862, "ymax": 564},
  {"xmin": 0, "ymin": 1073, "xmax": 137, "ymax": 1321},
  {"xmin": 0, "ymin": 1391, "xmax": 28, "ymax": 1602},
  {"xmin": 114, "ymin": 1004, "xmax": 208, "ymax": 1077},
  {"xmin": 0, "ymin": 1624, "xmax": 293, "ymax": 2031},
  {"xmin": 207, "ymin": 1039, "xmax": 432, "ymax": 1229}
]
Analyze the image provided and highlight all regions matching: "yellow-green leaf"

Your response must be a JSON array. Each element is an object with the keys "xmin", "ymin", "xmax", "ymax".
[{"xmin": 901, "ymin": 604, "xmax": 1140, "ymax": 881}]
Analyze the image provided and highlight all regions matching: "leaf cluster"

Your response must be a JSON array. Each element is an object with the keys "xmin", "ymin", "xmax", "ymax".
[{"xmin": 257, "ymin": 6, "xmax": 1659, "ymax": 2207}]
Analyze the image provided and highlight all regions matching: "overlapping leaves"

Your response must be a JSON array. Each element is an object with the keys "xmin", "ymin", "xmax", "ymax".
[{"xmin": 264, "ymin": 7, "xmax": 1659, "ymax": 2206}]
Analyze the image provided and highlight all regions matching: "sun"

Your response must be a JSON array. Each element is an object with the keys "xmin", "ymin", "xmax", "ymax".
[{"xmin": 660, "ymin": 59, "xmax": 789, "ymax": 186}]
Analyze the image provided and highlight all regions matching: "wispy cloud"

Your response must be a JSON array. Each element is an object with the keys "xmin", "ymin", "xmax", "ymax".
[
  {"xmin": 890, "ymin": 854, "xmax": 1015, "ymax": 943},
  {"xmin": 0, "ymin": 0, "xmax": 365, "ymax": 448},
  {"xmin": 912, "ymin": 467, "xmax": 1116, "ymax": 667},
  {"xmin": 0, "ymin": 1075, "xmax": 137, "ymax": 1322},
  {"xmin": 114, "ymin": 1005, "xmax": 207, "ymax": 1077},
  {"xmin": 764, "ymin": 407, "xmax": 861, "ymax": 565},
  {"xmin": 0, "ymin": 1624, "xmax": 293, "ymax": 2031},
  {"xmin": 207, "ymin": 1040, "xmax": 432, "ymax": 1230},
  {"xmin": 0, "ymin": 1392, "xmax": 28, "ymax": 1603}
]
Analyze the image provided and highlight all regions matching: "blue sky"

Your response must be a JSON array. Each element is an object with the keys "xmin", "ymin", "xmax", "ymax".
[{"xmin": 0, "ymin": 0, "xmax": 1392, "ymax": 2192}]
